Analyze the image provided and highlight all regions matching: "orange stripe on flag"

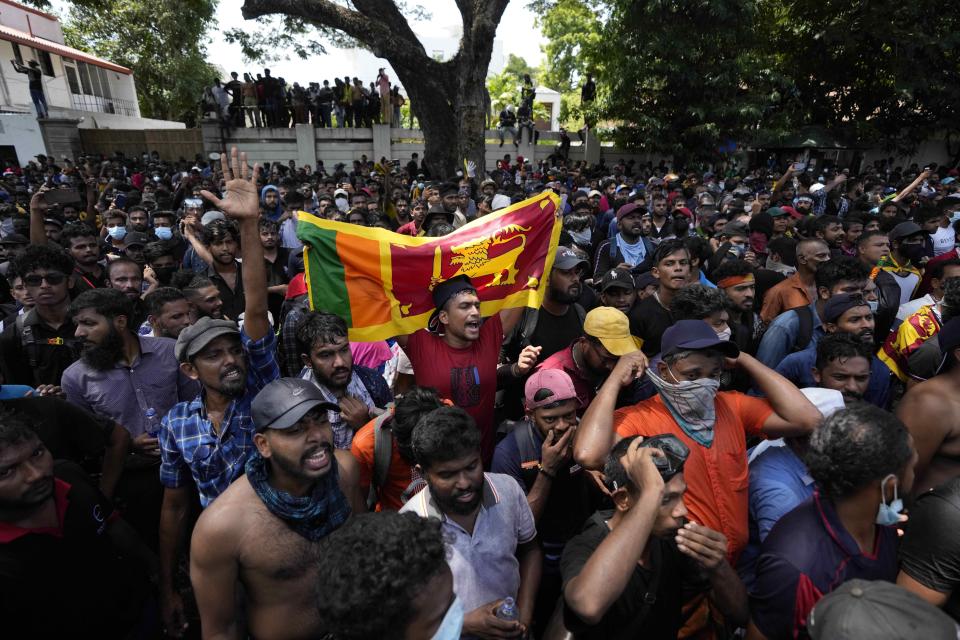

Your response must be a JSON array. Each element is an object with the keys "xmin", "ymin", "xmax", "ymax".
[{"xmin": 337, "ymin": 234, "xmax": 392, "ymax": 328}]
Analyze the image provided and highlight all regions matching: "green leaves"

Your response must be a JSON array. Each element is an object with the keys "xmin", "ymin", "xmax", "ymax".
[{"xmin": 60, "ymin": 0, "xmax": 219, "ymax": 123}]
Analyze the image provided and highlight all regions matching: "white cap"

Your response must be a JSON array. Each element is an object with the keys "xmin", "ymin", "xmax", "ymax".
[
  {"xmin": 800, "ymin": 387, "xmax": 845, "ymax": 420},
  {"xmin": 491, "ymin": 194, "xmax": 511, "ymax": 211}
]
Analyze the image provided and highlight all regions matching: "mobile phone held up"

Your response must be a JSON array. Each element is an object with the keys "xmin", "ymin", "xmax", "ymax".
[{"xmin": 43, "ymin": 189, "xmax": 82, "ymax": 205}]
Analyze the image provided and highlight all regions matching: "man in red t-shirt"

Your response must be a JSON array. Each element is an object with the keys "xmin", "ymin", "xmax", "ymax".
[{"xmin": 395, "ymin": 275, "xmax": 525, "ymax": 465}]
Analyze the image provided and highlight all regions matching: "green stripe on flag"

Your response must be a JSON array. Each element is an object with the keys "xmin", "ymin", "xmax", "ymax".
[{"xmin": 302, "ymin": 225, "xmax": 351, "ymax": 324}]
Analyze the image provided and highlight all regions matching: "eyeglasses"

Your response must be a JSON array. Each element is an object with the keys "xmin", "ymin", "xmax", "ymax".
[
  {"xmin": 23, "ymin": 272, "xmax": 67, "ymax": 287},
  {"xmin": 639, "ymin": 434, "xmax": 690, "ymax": 480}
]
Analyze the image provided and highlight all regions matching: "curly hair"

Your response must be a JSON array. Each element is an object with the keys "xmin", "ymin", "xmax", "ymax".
[
  {"xmin": 392, "ymin": 387, "xmax": 444, "ymax": 466},
  {"xmin": 803, "ymin": 404, "xmax": 912, "ymax": 499},
  {"xmin": 669, "ymin": 284, "xmax": 728, "ymax": 321},
  {"xmin": 201, "ymin": 219, "xmax": 240, "ymax": 246},
  {"xmin": 710, "ymin": 258, "xmax": 755, "ymax": 283},
  {"xmin": 68, "ymin": 287, "xmax": 132, "ymax": 322},
  {"xmin": 11, "ymin": 244, "xmax": 73, "ymax": 278},
  {"xmin": 295, "ymin": 311, "xmax": 348, "ymax": 354},
  {"xmin": 815, "ymin": 332, "xmax": 873, "ymax": 370},
  {"xmin": 814, "ymin": 256, "xmax": 869, "ymax": 291},
  {"xmin": 60, "ymin": 222, "xmax": 98, "ymax": 249},
  {"xmin": 315, "ymin": 512, "xmax": 448, "ymax": 640},
  {"xmin": 411, "ymin": 406, "xmax": 480, "ymax": 470},
  {"xmin": 0, "ymin": 406, "xmax": 39, "ymax": 448}
]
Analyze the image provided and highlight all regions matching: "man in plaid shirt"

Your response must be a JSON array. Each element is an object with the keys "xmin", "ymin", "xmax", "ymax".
[{"xmin": 157, "ymin": 148, "xmax": 280, "ymax": 637}]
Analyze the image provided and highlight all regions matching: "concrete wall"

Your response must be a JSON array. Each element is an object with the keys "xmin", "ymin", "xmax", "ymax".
[
  {"xmin": 0, "ymin": 1, "xmax": 64, "ymax": 43},
  {"xmin": 0, "ymin": 112, "xmax": 45, "ymax": 164}
]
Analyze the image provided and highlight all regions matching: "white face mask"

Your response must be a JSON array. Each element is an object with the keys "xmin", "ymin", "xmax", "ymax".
[
  {"xmin": 430, "ymin": 595, "xmax": 463, "ymax": 640},
  {"xmin": 715, "ymin": 326, "xmax": 732, "ymax": 342}
]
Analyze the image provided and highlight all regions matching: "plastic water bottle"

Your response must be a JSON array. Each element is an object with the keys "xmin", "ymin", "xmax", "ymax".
[
  {"xmin": 144, "ymin": 408, "xmax": 161, "ymax": 437},
  {"xmin": 495, "ymin": 597, "xmax": 519, "ymax": 622}
]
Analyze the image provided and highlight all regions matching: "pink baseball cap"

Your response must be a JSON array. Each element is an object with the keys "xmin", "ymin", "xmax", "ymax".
[{"xmin": 524, "ymin": 369, "xmax": 580, "ymax": 410}]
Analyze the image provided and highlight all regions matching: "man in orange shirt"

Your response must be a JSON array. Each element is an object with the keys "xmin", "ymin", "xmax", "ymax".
[
  {"xmin": 759, "ymin": 238, "xmax": 831, "ymax": 324},
  {"xmin": 350, "ymin": 387, "xmax": 444, "ymax": 511},
  {"xmin": 574, "ymin": 319, "xmax": 821, "ymax": 563}
]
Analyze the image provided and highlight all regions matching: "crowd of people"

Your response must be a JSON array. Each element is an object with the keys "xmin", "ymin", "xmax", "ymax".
[
  {"xmin": 1, "ymin": 145, "xmax": 960, "ymax": 639},
  {"xmin": 203, "ymin": 68, "xmax": 408, "ymax": 130}
]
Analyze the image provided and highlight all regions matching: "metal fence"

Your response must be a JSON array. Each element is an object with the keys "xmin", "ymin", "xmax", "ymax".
[{"xmin": 69, "ymin": 93, "xmax": 138, "ymax": 117}]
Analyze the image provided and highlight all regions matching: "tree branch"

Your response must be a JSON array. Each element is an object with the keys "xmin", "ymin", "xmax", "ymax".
[{"xmin": 241, "ymin": 0, "xmax": 442, "ymax": 75}]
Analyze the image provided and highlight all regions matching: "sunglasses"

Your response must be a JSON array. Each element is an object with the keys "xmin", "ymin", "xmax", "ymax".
[{"xmin": 23, "ymin": 272, "xmax": 67, "ymax": 287}]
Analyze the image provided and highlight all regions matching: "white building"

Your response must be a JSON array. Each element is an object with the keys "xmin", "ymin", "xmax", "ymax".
[{"xmin": 0, "ymin": 0, "xmax": 182, "ymax": 164}]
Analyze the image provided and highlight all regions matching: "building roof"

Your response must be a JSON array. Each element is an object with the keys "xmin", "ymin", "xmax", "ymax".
[{"xmin": 0, "ymin": 24, "xmax": 131, "ymax": 75}]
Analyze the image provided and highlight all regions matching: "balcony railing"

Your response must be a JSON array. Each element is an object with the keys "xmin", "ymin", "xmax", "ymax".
[{"xmin": 69, "ymin": 93, "xmax": 138, "ymax": 117}]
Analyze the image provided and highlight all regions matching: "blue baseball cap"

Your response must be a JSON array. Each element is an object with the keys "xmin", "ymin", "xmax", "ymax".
[{"xmin": 658, "ymin": 319, "xmax": 740, "ymax": 359}]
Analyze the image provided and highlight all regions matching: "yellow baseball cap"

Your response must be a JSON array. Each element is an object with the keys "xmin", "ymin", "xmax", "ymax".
[{"xmin": 584, "ymin": 307, "xmax": 643, "ymax": 356}]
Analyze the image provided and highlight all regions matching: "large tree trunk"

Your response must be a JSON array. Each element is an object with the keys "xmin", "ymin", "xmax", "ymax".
[{"xmin": 241, "ymin": 0, "xmax": 509, "ymax": 180}]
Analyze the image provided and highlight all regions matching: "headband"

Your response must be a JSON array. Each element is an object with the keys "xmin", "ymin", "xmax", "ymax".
[{"xmin": 717, "ymin": 274, "xmax": 755, "ymax": 289}]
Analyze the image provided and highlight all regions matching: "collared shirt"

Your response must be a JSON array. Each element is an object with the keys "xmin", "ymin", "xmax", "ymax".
[
  {"xmin": 300, "ymin": 364, "xmax": 393, "ymax": 449},
  {"xmin": 159, "ymin": 329, "xmax": 280, "ymax": 507},
  {"xmin": 400, "ymin": 472, "xmax": 536, "ymax": 615},
  {"xmin": 755, "ymin": 306, "xmax": 821, "ymax": 370},
  {"xmin": 61, "ymin": 335, "xmax": 199, "ymax": 438},
  {"xmin": 749, "ymin": 492, "xmax": 899, "ymax": 639},
  {"xmin": 737, "ymin": 440, "xmax": 815, "ymax": 591},
  {"xmin": 759, "ymin": 272, "xmax": 813, "ymax": 324}
]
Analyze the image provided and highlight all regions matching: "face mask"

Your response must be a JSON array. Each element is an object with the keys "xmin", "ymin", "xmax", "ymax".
[
  {"xmin": 430, "ymin": 596, "xmax": 463, "ymax": 640},
  {"xmin": 107, "ymin": 226, "xmax": 127, "ymax": 240},
  {"xmin": 716, "ymin": 327, "xmax": 732, "ymax": 342},
  {"xmin": 867, "ymin": 299, "xmax": 879, "ymax": 314},
  {"xmin": 899, "ymin": 243, "xmax": 926, "ymax": 263},
  {"xmin": 646, "ymin": 366, "xmax": 720, "ymax": 447},
  {"xmin": 154, "ymin": 266, "xmax": 177, "ymax": 285},
  {"xmin": 875, "ymin": 474, "xmax": 903, "ymax": 526},
  {"xmin": 154, "ymin": 226, "xmax": 173, "ymax": 241},
  {"xmin": 570, "ymin": 228, "xmax": 592, "ymax": 245}
]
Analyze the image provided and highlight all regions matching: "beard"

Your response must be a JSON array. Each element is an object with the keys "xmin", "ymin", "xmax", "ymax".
[
  {"xmin": 270, "ymin": 441, "xmax": 333, "ymax": 482},
  {"xmin": 217, "ymin": 363, "xmax": 248, "ymax": 398},
  {"xmin": 0, "ymin": 476, "xmax": 54, "ymax": 512},
  {"xmin": 550, "ymin": 283, "xmax": 581, "ymax": 305},
  {"xmin": 81, "ymin": 325, "xmax": 125, "ymax": 371},
  {"xmin": 427, "ymin": 476, "xmax": 483, "ymax": 516}
]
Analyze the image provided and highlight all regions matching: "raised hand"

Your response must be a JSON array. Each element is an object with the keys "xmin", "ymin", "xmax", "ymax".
[{"xmin": 199, "ymin": 147, "xmax": 261, "ymax": 221}]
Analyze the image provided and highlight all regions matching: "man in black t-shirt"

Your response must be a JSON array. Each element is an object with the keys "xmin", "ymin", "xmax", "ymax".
[
  {"xmin": 629, "ymin": 239, "xmax": 691, "ymax": 356},
  {"xmin": 0, "ymin": 410, "xmax": 155, "ymax": 637},
  {"xmin": 898, "ymin": 476, "xmax": 960, "ymax": 622},
  {"xmin": 561, "ymin": 435, "xmax": 747, "ymax": 639}
]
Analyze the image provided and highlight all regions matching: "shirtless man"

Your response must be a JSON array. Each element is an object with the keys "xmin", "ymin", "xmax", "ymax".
[
  {"xmin": 897, "ymin": 317, "xmax": 960, "ymax": 496},
  {"xmin": 189, "ymin": 377, "xmax": 364, "ymax": 639}
]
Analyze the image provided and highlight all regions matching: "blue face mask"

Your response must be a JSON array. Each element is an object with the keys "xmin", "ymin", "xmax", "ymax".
[
  {"xmin": 154, "ymin": 226, "xmax": 173, "ymax": 240},
  {"xmin": 430, "ymin": 596, "xmax": 463, "ymax": 640},
  {"xmin": 107, "ymin": 226, "xmax": 127, "ymax": 240},
  {"xmin": 875, "ymin": 474, "xmax": 903, "ymax": 526}
]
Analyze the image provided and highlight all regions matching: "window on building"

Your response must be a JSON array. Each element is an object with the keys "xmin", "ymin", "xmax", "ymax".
[
  {"xmin": 12, "ymin": 44, "xmax": 23, "ymax": 65},
  {"xmin": 77, "ymin": 61, "xmax": 93, "ymax": 95},
  {"xmin": 97, "ymin": 66, "xmax": 111, "ymax": 99},
  {"xmin": 64, "ymin": 65, "xmax": 80, "ymax": 94},
  {"xmin": 37, "ymin": 50, "xmax": 54, "ymax": 77}
]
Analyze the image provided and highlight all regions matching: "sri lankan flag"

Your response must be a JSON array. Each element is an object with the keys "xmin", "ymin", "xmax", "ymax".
[{"xmin": 296, "ymin": 192, "xmax": 563, "ymax": 341}]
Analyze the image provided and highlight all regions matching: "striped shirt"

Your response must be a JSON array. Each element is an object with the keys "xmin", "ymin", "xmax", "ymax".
[{"xmin": 158, "ymin": 329, "xmax": 280, "ymax": 507}]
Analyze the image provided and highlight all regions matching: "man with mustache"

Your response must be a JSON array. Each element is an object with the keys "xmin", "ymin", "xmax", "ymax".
[
  {"xmin": 774, "ymin": 293, "xmax": 890, "ymax": 408},
  {"xmin": 61, "ymin": 288, "xmax": 198, "ymax": 547},
  {"xmin": 156, "ymin": 148, "xmax": 279, "ymax": 638},
  {"xmin": 0, "ymin": 408, "xmax": 156, "ymax": 637},
  {"xmin": 189, "ymin": 377, "xmax": 364, "ymax": 640},
  {"xmin": 295, "ymin": 311, "xmax": 393, "ymax": 449},
  {"xmin": 402, "ymin": 406, "xmax": 542, "ymax": 639}
]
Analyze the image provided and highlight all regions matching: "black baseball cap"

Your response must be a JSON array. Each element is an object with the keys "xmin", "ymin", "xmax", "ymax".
[
  {"xmin": 251, "ymin": 378, "xmax": 340, "ymax": 432},
  {"xmin": 432, "ymin": 274, "xmax": 475, "ymax": 311},
  {"xmin": 658, "ymin": 319, "xmax": 740, "ymax": 359},
  {"xmin": 600, "ymin": 267, "xmax": 634, "ymax": 292}
]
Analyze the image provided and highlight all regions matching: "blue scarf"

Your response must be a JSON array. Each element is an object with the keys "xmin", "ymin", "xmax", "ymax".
[{"xmin": 245, "ymin": 451, "xmax": 352, "ymax": 541}]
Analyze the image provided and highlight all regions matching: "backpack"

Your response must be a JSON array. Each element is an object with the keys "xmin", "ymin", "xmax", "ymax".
[
  {"xmin": 367, "ymin": 405, "xmax": 425, "ymax": 510},
  {"xmin": 792, "ymin": 305, "xmax": 815, "ymax": 354}
]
